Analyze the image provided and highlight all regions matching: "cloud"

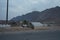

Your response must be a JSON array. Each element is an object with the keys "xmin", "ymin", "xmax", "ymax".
[
  {"xmin": 0, "ymin": 0, "xmax": 60, "ymax": 20},
  {"xmin": 28, "ymin": 0, "xmax": 39, "ymax": 4},
  {"xmin": 40, "ymin": 0, "xmax": 48, "ymax": 3},
  {"xmin": 0, "ymin": 0, "xmax": 7, "ymax": 20},
  {"xmin": 28, "ymin": 0, "xmax": 49, "ymax": 4}
]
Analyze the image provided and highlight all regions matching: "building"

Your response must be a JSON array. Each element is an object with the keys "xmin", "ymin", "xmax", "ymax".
[
  {"xmin": 0, "ymin": 20, "xmax": 6, "ymax": 24},
  {"xmin": 31, "ymin": 22, "xmax": 44, "ymax": 29},
  {"xmin": 42, "ymin": 21, "xmax": 60, "ymax": 26},
  {"xmin": 0, "ymin": 20, "xmax": 11, "ymax": 27}
]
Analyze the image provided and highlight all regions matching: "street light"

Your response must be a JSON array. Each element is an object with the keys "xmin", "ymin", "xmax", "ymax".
[{"xmin": 6, "ymin": 0, "xmax": 9, "ymax": 24}]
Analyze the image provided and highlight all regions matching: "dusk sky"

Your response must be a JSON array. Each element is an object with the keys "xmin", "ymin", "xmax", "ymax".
[{"xmin": 0, "ymin": 0, "xmax": 60, "ymax": 20}]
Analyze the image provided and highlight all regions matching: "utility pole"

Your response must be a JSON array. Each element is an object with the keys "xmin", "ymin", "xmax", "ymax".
[{"xmin": 6, "ymin": 0, "xmax": 9, "ymax": 24}]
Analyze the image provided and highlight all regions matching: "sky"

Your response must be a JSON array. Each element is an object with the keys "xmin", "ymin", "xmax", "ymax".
[{"xmin": 0, "ymin": 0, "xmax": 60, "ymax": 20}]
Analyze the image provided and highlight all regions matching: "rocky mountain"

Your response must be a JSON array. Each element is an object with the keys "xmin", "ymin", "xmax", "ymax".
[
  {"xmin": 11, "ymin": 6, "xmax": 60, "ymax": 23},
  {"xmin": 11, "ymin": 11, "xmax": 41, "ymax": 22}
]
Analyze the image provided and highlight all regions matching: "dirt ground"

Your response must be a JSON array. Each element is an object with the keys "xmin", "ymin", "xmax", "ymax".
[{"xmin": 0, "ymin": 26, "xmax": 60, "ymax": 32}]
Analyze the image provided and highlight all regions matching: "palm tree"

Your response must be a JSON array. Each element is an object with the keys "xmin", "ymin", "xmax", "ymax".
[
  {"xmin": 23, "ymin": 20, "xmax": 28, "ymax": 24},
  {"xmin": 29, "ymin": 22, "xmax": 34, "ymax": 29}
]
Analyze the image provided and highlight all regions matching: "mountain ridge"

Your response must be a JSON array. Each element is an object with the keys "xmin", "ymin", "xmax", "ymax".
[{"xmin": 11, "ymin": 6, "xmax": 60, "ymax": 23}]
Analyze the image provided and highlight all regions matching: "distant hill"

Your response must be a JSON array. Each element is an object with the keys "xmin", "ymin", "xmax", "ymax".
[
  {"xmin": 11, "ymin": 11, "xmax": 41, "ymax": 22},
  {"xmin": 11, "ymin": 6, "xmax": 60, "ymax": 23}
]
